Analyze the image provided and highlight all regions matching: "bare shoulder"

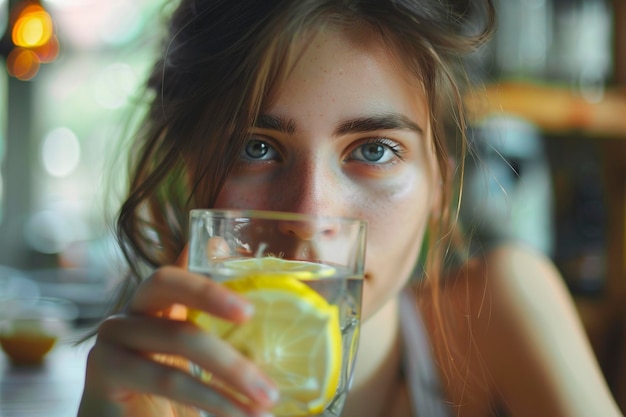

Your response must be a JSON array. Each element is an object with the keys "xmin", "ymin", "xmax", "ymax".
[
  {"xmin": 456, "ymin": 243, "xmax": 570, "ymax": 322},
  {"xmin": 441, "ymin": 242, "xmax": 564, "ymax": 303},
  {"xmin": 416, "ymin": 243, "xmax": 622, "ymax": 417}
]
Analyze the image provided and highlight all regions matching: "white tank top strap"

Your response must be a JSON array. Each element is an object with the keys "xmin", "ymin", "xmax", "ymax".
[{"xmin": 399, "ymin": 289, "xmax": 451, "ymax": 417}]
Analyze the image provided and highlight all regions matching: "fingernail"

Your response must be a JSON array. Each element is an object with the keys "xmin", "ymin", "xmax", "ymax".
[
  {"xmin": 251, "ymin": 378, "xmax": 280, "ymax": 404},
  {"xmin": 241, "ymin": 302, "xmax": 255, "ymax": 318},
  {"xmin": 227, "ymin": 294, "xmax": 254, "ymax": 317}
]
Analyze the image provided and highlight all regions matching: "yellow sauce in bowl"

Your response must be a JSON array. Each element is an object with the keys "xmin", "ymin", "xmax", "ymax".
[{"xmin": 0, "ymin": 333, "xmax": 57, "ymax": 365}]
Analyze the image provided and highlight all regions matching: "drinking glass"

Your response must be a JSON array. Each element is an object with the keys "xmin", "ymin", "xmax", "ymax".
[{"xmin": 187, "ymin": 209, "xmax": 367, "ymax": 417}]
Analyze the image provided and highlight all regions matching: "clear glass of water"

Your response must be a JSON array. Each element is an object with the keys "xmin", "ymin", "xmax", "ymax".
[{"xmin": 187, "ymin": 209, "xmax": 367, "ymax": 417}]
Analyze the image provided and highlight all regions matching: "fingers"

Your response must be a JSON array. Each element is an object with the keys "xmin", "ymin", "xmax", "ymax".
[
  {"xmin": 128, "ymin": 266, "xmax": 253, "ymax": 322},
  {"xmin": 82, "ymin": 258, "xmax": 278, "ymax": 416},
  {"xmin": 97, "ymin": 315, "xmax": 279, "ymax": 409},
  {"xmin": 88, "ymin": 342, "xmax": 273, "ymax": 417}
]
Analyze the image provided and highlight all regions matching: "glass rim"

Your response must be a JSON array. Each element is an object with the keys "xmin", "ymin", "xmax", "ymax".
[{"xmin": 189, "ymin": 209, "xmax": 367, "ymax": 227}]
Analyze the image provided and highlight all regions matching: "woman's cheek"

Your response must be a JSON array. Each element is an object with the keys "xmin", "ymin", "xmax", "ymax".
[
  {"xmin": 213, "ymin": 181, "xmax": 272, "ymax": 210},
  {"xmin": 358, "ymin": 169, "xmax": 434, "ymax": 305}
]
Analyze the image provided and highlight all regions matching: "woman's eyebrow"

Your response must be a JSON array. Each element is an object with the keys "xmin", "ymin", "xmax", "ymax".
[
  {"xmin": 255, "ymin": 114, "xmax": 297, "ymax": 135},
  {"xmin": 254, "ymin": 112, "xmax": 423, "ymax": 136},
  {"xmin": 334, "ymin": 113, "xmax": 424, "ymax": 136}
]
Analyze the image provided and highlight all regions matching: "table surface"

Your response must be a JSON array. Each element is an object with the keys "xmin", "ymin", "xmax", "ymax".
[{"xmin": 0, "ymin": 334, "xmax": 91, "ymax": 417}]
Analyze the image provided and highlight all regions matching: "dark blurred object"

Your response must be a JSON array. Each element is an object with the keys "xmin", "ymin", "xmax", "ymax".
[
  {"xmin": 461, "ymin": 115, "xmax": 554, "ymax": 255},
  {"xmin": 547, "ymin": 137, "xmax": 608, "ymax": 297}
]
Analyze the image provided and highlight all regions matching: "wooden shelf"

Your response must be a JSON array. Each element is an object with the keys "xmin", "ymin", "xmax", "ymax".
[{"xmin": 466, "ymin": 81, "xmax": 626, "ymax": 139}]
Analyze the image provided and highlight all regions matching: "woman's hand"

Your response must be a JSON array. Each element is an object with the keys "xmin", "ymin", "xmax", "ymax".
[{"xmin": 77, "ymin": 260, "xmax": 279, "ymax": 417}]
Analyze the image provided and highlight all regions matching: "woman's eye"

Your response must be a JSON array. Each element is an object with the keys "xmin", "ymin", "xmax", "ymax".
[
  {"xmin": 349, "ymin": 139, "xmax": 403, "ymax": 164},
  {"xmin": 242, "ymin": 139, "xmax": 278, "ymax": 161}
]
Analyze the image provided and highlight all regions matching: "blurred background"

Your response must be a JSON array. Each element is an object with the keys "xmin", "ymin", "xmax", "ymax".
[
  {"xmin": 0, "ymin": 0, "xmax": 169, "ymax": 322},
  {"xmin": 0, "ymin": 0, "xmax": 624, "ymax": 411}
]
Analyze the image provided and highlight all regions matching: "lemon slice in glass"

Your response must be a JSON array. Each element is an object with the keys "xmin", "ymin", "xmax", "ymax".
[
  {"xmin": 189, "ymin": 258, "xmax": 342, "ymax": 416},
  {"xmin": 216, "ymin": 257, "xmax": 337, "ymax": 280}
]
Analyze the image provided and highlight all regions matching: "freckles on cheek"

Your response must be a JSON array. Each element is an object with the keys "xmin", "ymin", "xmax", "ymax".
[{"xmin": 213, "ymin": 182, "xmax": 270, "ymax": 210}]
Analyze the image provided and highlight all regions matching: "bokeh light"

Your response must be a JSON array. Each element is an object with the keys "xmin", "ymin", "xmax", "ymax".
[
  {"xmin": 25, "ymin": 209, "xmax": 71, "ymax": 254},
  {"xmin": 5, "ymin": 3, "xmax": 58, "ymax": 80},
  {"xmin": 12, "ymin": 5, "xmax": 54, "ymax": 48},
  {"xmin": 32, "ymin": 34, "xmax": 60, "ymax": 63},
  {"xmin": 24, "ymin": 202, "xmax": 91, "ymax": 255},
  {"xmin": 6, "ymin": 47, "xmax": 40, "ymax": 81},
  {"xmin": 42, "ymin": 0, "xmax": 145, "ymax": 49},
  {"xmin": 41, "ymin": 127, "xmax": 81, "ymax": 177}
]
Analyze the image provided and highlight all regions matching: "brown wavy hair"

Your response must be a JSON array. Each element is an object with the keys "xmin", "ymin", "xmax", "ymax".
[{"xmin": 111, "ymin": 0, "xmax": 496, "ymax": 343}]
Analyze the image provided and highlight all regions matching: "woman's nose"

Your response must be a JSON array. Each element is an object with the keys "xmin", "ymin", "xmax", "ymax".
[{"xmin": 276, "ymin": 158, "xmax": 344, "ymax": 218}]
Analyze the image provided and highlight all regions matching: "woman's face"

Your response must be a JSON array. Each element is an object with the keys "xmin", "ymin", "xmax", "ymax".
[{"xmin": 214, "ymin": 25, "xmax": 440, "ymax": 320}]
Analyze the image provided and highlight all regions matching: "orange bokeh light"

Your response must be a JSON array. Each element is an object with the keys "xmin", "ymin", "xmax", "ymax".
[
  {"xmin": 12, "ymin": 5, "xmax": 54, "ymax": 48},
  {"xmin": 32, "ymin": 35, "xmax": 60, "ymax": 63},
  {"xmin": 6, "ymin": 47, "xmax": 41, "ymax": 81}
]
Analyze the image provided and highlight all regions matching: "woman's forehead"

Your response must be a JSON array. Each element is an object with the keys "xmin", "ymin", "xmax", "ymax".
[{"xmin": 262, "ymin": 23, "xmax": 427, "ymax": 109}]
